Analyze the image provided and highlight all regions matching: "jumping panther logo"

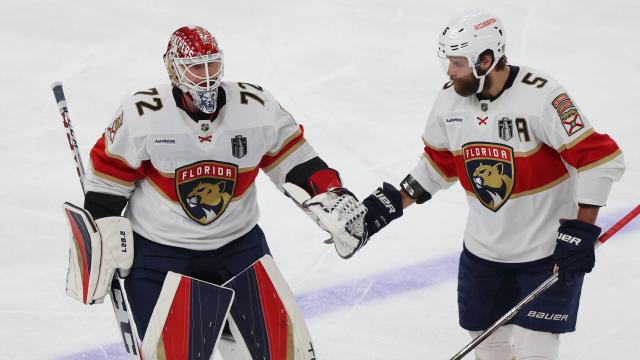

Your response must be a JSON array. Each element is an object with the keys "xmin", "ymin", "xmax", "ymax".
[
  {"xmin": 186, "ymin": 181, "xmax": 232, "ymax": 224},
  {"xmin": 463, "ymin": 143, "xmax": 515, "ymax": 212}
]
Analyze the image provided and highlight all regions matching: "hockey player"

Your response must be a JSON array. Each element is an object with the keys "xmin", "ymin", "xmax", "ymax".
[
  {"xmin": 304, "ymin": 9, "xmax": 626, "ymax": 360},
  {"xmin": 73, "ymin": 25, "xmax": 341, "ymax": 358}
]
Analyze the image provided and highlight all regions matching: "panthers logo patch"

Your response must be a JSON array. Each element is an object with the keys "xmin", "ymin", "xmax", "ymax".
[
  {"xmin": 175, "ymin": 161, "xmax": 237, "ymax": 225},
  {"xmin": 107, "ymin": 111, "xmax": 123, "ymax": 143},
  {"xmin": 463, "ymin": 143, "xmax": 515, "ymax": 212}
]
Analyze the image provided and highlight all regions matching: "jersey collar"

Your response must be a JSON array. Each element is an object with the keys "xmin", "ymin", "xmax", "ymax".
[{"xmin": 476, "ymin": 65, "xmax": 520, "ymax": 102}]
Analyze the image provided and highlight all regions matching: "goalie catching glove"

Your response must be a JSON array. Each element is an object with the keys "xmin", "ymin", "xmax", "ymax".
[
  {"xmin": 304, "ymin": 183, "xmax": 404, "ymax": 258},
  {"xmin": 63, "ymin": 202, "xmax": 134, "ymax": 304}
]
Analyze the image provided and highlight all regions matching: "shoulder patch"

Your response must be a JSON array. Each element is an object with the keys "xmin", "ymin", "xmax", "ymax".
[
  {"xmin": 107, "ymin": 111, "xmax": 124, "ymax": 143},
  {"xmin": 552, "ymin": 93, "xmax": 584, "ymax": 136}
]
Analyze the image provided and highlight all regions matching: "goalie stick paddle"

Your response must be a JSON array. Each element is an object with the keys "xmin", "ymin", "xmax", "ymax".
[
  {"xmin": 52, "ymin": 82, "xmax": 142, "ymax": 359},
  {"xmin": 449, "ymin": 204, "xmax": 640, "ymax": 360}
]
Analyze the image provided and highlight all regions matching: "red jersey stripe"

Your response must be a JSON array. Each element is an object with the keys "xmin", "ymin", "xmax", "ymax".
[
  {"xmin": 559, "ymin": 131, "xmax": 621, "ymax": 171},
  {"xmin": 260, "ymin": 125, "xmax": 305, "ymax": 171},
  {"xmin": 455, "ymin": 144, "xmax": 569, "ymax": 196},
  {"xmin": 424, "ymin": 144, "xmax": 458, "ymax": 181},
  {"xmin": 90, "ymin": 133, "xmax": 144, "ymax": 185},
  {"xmin": 144, "ymin": 163, "xmax": 260, "ymax": 202}
]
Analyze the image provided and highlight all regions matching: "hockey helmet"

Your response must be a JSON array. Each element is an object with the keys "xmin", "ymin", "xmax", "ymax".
[
  {"xmin": 163, "ymin": 26, "xmax": 224, "ymax": 113},
  {"xmin": 438, "ymin": 9, "xmax": 505, "ymax": 92}
]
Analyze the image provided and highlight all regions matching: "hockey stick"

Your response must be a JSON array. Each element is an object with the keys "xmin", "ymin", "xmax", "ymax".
[
  {"xmin": 52, "ymin": 82, "xmax": 142, "ymax": 359},
  {"xmin": 449, "ymin": 204, "xmax": 640, "ymax": 360}
]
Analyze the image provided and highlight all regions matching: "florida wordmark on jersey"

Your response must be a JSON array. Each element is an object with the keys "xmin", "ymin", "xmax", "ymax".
[
  {"xmin": 84, "ymin": 82, "xmax": 317, "ymax": 250},
  {"xmin": 409, "ymin": 66, "xmax": 625, "ymax": 262}
]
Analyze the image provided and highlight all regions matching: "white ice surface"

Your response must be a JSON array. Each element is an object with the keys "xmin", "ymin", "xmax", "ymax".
[{"xmin": 0, "ymin": 0, "xmax": 639, "ymax": 359}]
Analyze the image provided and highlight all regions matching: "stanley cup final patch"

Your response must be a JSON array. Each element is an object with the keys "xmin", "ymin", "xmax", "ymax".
[
  {"xmin": 463, "ymin": 143, "xmax": 515, "ymax": 212},
  {"xmin": 552, "ymin": 93, "xmax": 584, "ymax": 136},
  {"xmin": 231, "ymin": 135, "xmax": 247, "ymax": 159},
  {"xmin": 498, "ymin": 117, "xmax": 513, "ymax": 141},
  {"xmin": 175, "ymin": 161, "xmax": 238, "ymax": 225}
]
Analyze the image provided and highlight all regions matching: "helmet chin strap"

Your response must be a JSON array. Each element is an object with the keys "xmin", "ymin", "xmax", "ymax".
[
  {"xmin": 470, "ymin": 54, "xmax": 501, "ymax": 94},
  {"xmin": 476, "ymin": 75, "xmax": 487, "ymax": 94}
]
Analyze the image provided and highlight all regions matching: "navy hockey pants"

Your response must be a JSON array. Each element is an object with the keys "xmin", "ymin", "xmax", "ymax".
[
  {"xmin": 458, "ymin": 246, "xmax": 584, "ymax": 333},
  {"xmin": 123, "ymin": 225, "xmax": 270, "ymax": 339}
]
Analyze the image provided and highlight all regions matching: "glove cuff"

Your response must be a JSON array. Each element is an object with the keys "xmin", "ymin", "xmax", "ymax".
[{"xmin": 363, "ymin": 182, "xmax": 403, "ymax": 236}]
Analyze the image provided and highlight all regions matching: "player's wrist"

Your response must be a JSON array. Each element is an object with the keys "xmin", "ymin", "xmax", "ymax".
[{"xmin": 362, "ymin": 182, "xmax": 404, "ymax": 236}]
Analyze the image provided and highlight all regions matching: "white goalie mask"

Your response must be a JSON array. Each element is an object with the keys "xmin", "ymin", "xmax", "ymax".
[
  {"xmin": 163, "ymin": 26, "xmax": 224, "ymax": 114},
  {"xmin": 437, "ymin": 9, "xmax": 505, "ymax": 93}
]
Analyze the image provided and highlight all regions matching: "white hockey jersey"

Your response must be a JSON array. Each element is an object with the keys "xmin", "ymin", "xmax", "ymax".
[
  {"xmin": 409, "ymin": 66, "xmax": 625, "ymax": 262},
  {"xmin": 84, "ymin": 82, "xmax": 317, "ymax": 250}
]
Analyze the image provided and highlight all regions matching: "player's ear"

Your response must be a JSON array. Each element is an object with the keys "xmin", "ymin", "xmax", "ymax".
[{"xmin": 477, "ymin": 51, "xmax": 494, "ymax": 73}]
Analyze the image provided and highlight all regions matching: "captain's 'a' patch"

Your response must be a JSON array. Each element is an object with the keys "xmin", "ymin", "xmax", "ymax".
[
  {"xmin": 552, "ymin": 93, "xmax": 584, "ymax": 136},
  {"xmin": 463, "ymin": 143, "xmax": 515, "ymax": 212},
  {"xmin": 175, "ymin": 161, "xmax": 237, "ymax": 225}
]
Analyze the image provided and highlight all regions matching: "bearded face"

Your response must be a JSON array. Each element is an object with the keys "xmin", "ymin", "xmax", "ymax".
[
  {"xmin": 445, "ymin": 56, "xmax": 492, "ymax": 97},
  {"xmin": 452, "ymin": 71, "xmax": 480, "ymax": 97}
]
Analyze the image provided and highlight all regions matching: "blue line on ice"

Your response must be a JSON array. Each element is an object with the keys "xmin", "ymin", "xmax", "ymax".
[{"xmin": 53, "ymin": 209, "xmax": 638, "ymax": 359}]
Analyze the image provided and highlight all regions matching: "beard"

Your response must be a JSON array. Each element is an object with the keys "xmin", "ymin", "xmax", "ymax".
[{"xmin": 452, "ymin": 72, "xmax": 491, "ymax": 97}]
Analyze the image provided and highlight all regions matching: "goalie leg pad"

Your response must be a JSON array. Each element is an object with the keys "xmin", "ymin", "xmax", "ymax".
[
  {"xmin": 63, "ymin": 202, "xmax": 133, "ymax": 305},
  {"xmin": 141, "ymin": 271, "xmax": 234, "ymax": 360},
  {"xmin": 223, "ymin": 255, "xmax": 317, "ymax": 360}
]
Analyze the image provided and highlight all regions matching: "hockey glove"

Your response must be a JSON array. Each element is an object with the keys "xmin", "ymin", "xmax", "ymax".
[
  {"xmin": 304, "ymin": 183, "xmax": 403, "ymax": 259},
  {"xmin": 553, "ymin": 219, "xmax": 600, "ymax": 283},
  {"xmin": 305, "ymin": 188, "xmax": 369, "ymax": 259},
  {"xmin": 361, "ymin": 182, "xmax": 404, "ymax": 237},
  {"xmin": 63, "ymin": 203, "xmax": 134, "ymax": 304}
]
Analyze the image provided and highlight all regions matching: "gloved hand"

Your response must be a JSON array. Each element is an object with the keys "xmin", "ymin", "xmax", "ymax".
[
  {"xmin": 553, "ymin": 219, "xmax": 601, "ymax": 282},
  {"xmin": 305, "ymin": 183, "xmax": 403, "ymax": 258}
]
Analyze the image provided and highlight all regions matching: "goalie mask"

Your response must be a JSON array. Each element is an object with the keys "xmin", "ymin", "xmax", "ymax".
[
  {"xmin": 164, "ymin": 26, "xmax": 224, "ymax": 114},
  {"xmin": 437, "ymin": 9, "xmax": 505, "ymax": 94}
]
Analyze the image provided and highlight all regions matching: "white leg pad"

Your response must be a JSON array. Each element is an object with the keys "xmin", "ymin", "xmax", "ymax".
[
  {"xmin": 512, "ymin": 325, "xmax": 559, "ymax": 360},
  {"xmin": 469, "ymin": 324, "xmax": 514, "ymax": 360}
]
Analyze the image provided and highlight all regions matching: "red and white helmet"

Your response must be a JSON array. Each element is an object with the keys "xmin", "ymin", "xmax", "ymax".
[
  {"xmin": 163, "ymin": 26, "xmax": 224, "ymax": 113},
  {"xmin": 438, "ymin": 9, "xmax": 505, "ymax": 92}
]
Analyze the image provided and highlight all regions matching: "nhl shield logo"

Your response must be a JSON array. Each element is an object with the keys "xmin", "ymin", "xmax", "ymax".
[
  {"xmin": 231, "ymin": 135, "xmax": 247, "ymax": 159},
  {"xmin": 498, "ymin": 117, "xmax": 513, "ymax": 141},
  {"xmin": 463, "ymin": 143, "xmax": 515, "ymax": 212},
  {"xmin": 175, "ymin": 161, "xmax": 237, "ymax": 225}
]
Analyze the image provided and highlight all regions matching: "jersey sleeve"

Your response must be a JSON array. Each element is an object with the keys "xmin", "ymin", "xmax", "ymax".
[
  {"xmin": 83, "ymin": 105, "xmax": 148, "ymax": 198},
  {"xmin": 259, "ymin": 99, "xmax": 318, "ymax": 188},
  {"xmin": 536, "ymin": 86, "xmax": 625, "ymax": 206},
  {"xmin": 408, "ymin": 98, "xmax": 459, "ymax": 196}
]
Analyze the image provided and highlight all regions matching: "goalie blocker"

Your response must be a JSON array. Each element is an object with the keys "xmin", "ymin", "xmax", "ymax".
[{"xmin": 63, "ymin": 202, "xmax": 134, "ymax": 304}]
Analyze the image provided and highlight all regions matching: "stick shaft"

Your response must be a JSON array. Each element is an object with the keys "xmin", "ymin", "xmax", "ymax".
[
  {"xmin": 51, "ymin": 82, "xmax": 86, "ymax": 192},
  {"xmin": 52, "ymin": 82, "xmax": 142, "ymax": 358}
]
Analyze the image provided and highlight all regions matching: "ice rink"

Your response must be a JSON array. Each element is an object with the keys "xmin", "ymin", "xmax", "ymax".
[{"xmin": 1, "ymin": 0, "xmax": 639, "ymax": 358}]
